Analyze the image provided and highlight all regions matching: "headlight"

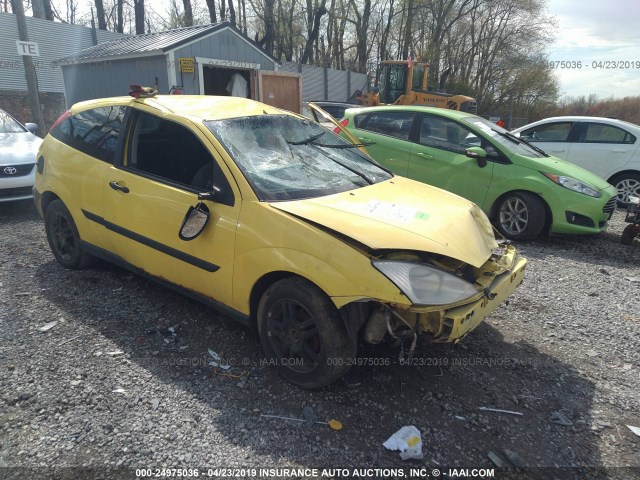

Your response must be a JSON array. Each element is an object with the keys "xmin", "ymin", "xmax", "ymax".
[
  {"xmin": 542, "ymin": 173, "xmax": 601, "ymax": 198},
  {"xmin": 372, "ymin": 260, "xmax": 481, "ymax": 306}
]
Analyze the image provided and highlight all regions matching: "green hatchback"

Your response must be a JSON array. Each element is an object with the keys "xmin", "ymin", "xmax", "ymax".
[{"xmin": 339, "ymin": 106, "xmax": 618, "ymax": 240}]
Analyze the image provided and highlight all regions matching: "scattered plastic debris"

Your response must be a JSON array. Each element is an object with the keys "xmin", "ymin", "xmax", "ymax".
[
  {"xmin": 260, "ymin": 413, "xmax": 341, "ymax": 430},
  {"xmin": 454, "ymin": 416, "xmax": 466, "ymax": 421},
  {"xmin": 38, "ymin": 321, "xmax": 58, "ymax": 332},
  {"xmin": 504, "ymin": 449, "xmax": 527, "ymax": 467},
  {"xmin": 383, "ymin": 426, "xmax": 423, "ymax": 460},
  {"xmin": 479, "ymin": 407, "xmax": 523, "ymax": 416},
  {"xmin": 550, "ymin": 411, "xmax": 573, "ymax": 426},
  {"xmin": 105, "ymin": 350, "xmax": 124, "ymax": 356},
  {"xmin": 14, "ymin": 292, "xmax": 30, "ymax": 297},
  {"xmin": 627, "ymin": 425, "xmax": 640, "ymax": 437},
  {"xmin": 303, "ymin": 406, "xmax": 318, "ymax": 428},
  {"xmin": 625, "ymin": 276, "xmax": 640, "ymax": 283},
  {"xmin": 208, "ymin": 349, "xmax": 231, "ymax": 370},
  {"xmin": 487, "ymin": 450, "xmax": 505, "ymax": 467},
  {"xmin": 327, "ymin": 419, "xmax": 343, "ymax": 431},
  {"xmin": 112, "ymin": 388, "xmax": 126, "ymax": 394}
]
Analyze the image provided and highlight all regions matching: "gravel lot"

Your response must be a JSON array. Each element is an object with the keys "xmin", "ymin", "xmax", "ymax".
[{"xmin": 1, "ymin": 200, "xmax": 639, "ymax": 480}]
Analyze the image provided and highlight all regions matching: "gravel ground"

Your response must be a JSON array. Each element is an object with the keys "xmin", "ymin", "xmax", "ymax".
[{"xmin": 0, "ymin": 200, "xmax": 639, "ymax": 480}]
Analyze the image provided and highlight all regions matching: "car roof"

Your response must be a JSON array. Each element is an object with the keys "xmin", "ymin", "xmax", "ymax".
[
  {"xmin": 343, "ymin": 104, "xmax": 475, "ymax": 120},
  {"xmin": 70, "ymin": 95, "xmax": 288, "ymax": 121},
  {"xmin": 513, "ymin": 116, "xmax": 640, "ymax": 131}
]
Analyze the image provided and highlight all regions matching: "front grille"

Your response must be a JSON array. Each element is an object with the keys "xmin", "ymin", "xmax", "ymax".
[
  {"xmin": 0, "ymin": 186, "xmax": 33, "ymax": 198},
  {"xmin": 0, "ymin": 164, "xmax": 34, "ymax": 178},
  {"xmin": 602, "ymin": 196, "xmax": 617, "ymax": 214}
]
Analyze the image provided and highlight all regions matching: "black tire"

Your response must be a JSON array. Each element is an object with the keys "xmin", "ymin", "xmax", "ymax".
[
  {"xmin": 611, "ymin": 172, "xmax": 640, "ymax": 207},
  {"xmin": 257, "ymin": 277, "xmax": 357, "ymax": 389},
  {"xmin": 44, "ymin": 199, "xmax": 94, "ymax": 269},
  {"xmin": 494, "ymin": 191, "xmax": 546, "ymax": 240},
  {"xmin": 621, "ymin": 224, "xmax": 637, "ymax": 245}
]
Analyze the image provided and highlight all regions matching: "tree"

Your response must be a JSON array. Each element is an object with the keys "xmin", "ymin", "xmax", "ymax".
[
  {"xmin": 134, "ymin": 0, "xmax": 145, "ymax": 34},
  {"xmin": 10, "ymin": 0, "xmax": 45, "ymax": 135},
  {"xmin": 300, "ymin": 0, "xmax": 327, "ymax": 64},
  {"xmin": 205, "ymin": 0, "xmax": 217, "ymax": 22},
  {"xmin": 182, "ymin": 0, "xmax": 193, "ymax": 26},
  {"xmin": 94, "ymin": 0, "xmax": 107, "ymax": 29}
]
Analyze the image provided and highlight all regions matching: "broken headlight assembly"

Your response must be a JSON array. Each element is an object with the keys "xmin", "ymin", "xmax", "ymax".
[{"xmin": 372, "ymin": 260, "xmax": 482, "ymax": 306}]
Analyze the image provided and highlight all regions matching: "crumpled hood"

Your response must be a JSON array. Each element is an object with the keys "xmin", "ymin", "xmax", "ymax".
[{"xmin": 270, "ymin": 177, "xmax": 498, "ymax": 268}]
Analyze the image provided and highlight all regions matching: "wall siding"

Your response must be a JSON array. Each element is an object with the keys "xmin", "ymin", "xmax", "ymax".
[
  {"xmin": 62, "ymin": 56, "xmax": 169, "ymax": 106},
  {"xmin": 171, "ymin": 29, "xmax": 276, "ymax": 95},
  {"xmin": 0, "ymin": 12, "xmax": 127, "ymax": 94},
  {"xmin": 280, "ymin": 61, "xmax": 367, "ymax": 102}
]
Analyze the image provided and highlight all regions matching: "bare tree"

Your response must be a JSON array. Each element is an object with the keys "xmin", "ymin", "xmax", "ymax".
[
  {"xmin": 205, "ymin": 0, "xmax": 217, "ymax": 22},
  {"xmin": 300, "ymin": 0, "xmax": 327, "ymax": 64},
  {"xmin": 182, "ymin": 0, "xmax": 193, "ymax": 26},
  {"xmin": 10, "ymin": 0, "xmax": 45, "ymax": 135},
  {"xmin": 134, "ymin": 0, "xmax": 144, "ymax": 33},
  {"xmin": 116, "ymin": 0, "xmax": 123, "ymax": 32},
  {"xmin": 94, "ymin": 0, "xmax": 107, "ymax": 29}
]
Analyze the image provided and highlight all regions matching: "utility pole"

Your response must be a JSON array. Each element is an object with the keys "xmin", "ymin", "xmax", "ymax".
[{"xmin": 11, "ymin": 0, "xmax": 45, "ymax": 136}]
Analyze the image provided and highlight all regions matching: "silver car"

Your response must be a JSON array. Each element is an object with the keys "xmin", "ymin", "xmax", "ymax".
[{"xmin": 0, "ymin": 108, "xmax": 43, "ymax": 202}]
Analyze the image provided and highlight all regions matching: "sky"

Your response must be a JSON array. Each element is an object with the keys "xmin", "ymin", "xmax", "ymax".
[{"xmin": 546, "ymin": 0, "xmax": 640, "ymax": 100}]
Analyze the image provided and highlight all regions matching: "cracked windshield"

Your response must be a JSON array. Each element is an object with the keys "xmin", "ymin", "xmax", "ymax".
[{"xmin": 206, "ymin": 115, "xmax": 391, "ymax": 201}]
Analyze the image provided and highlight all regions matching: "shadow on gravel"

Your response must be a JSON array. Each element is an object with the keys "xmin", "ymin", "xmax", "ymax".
[
  {"xmin": 512, "ymin": 209, "xmax": 640, "ymax": 270},
  {"xmin": 31, "ymin": 258, "xmax": 604, "ymax": 473},
  {"xmin": 0, "ymin": 200, "xmax": 39, "ymax": 223}
]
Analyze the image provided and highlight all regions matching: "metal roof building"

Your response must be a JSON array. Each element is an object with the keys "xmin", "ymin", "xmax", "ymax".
[
  {"xmin": 56, "ymin": 22, "xmax": 304, "ymax": 113},
  {"xmin": 0, "ymin": 12, "xmax": 127, "ymax": 94}
]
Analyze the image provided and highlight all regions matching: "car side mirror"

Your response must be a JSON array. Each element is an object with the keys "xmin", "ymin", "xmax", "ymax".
[
  {"xmin": 179, "ymin": 202, "xmax": 210, "ymax": 241},
  {"xmin": 25, "ymin": 123, "xmax": 38, "ymax": 134},
  {"xmin": 466, "ymin": 146, "xmax": 488, "ymax": 168}
]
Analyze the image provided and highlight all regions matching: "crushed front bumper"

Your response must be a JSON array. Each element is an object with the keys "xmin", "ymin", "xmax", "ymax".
[{"xmin": 393, "ymin": 244, "xmax": 527, "ymax": 342}]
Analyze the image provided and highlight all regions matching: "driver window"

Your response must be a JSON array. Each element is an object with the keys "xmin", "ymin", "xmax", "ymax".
[
  {"xmin": 126, "ymin": 111, "xmax": 233, "ymax": 206},
  {"xmin": 418, "ymin": 116, "xmax": 477, "ymax": 154}
]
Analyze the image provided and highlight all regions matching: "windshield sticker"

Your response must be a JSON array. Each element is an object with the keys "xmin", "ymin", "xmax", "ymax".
[
  {"xmin": 414, "ymin": 211, "xmax": 430, "ymax": 221},
  {"xmin": 365, "ymin": 200, "xmax": 416, "ymax": 224}
]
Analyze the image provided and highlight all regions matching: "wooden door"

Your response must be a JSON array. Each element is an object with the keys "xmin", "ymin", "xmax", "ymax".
[{"xmin": 257, "ymin": 71, "xmax": 302, "ymax": 114}]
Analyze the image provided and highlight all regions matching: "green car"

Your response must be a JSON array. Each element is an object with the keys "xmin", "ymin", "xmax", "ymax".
[{"xmin": 339, "ymin": 106, "xmax": 618, "ymax": 240}]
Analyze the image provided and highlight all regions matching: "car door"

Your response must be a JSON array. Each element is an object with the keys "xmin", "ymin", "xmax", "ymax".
[
  {"xmin": 407, "ymin": 114, "xmax": 495, "ymax": 208},
  {"xmin": 46, "ymin": 104, "xmax": 128, "ymax": 253},
  {"xmin": 352, "ymin": 110, "xmax": 416, "ymax": 176},
  {"xmin": 100, "ymin": 108, "xmax": 241, "ymax": 307},
  {"xmin": 518, "ymin": 121, "xmax": 575, "ymax": 160},
  {"xmin": 569, "ymin": 121, "xmax": 639, "ymax": 178}
]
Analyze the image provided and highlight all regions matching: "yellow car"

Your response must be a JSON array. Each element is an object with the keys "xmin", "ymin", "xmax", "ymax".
[{"xmin": 34, "ymin": 93, "xmax": 526, "ymax": 389}]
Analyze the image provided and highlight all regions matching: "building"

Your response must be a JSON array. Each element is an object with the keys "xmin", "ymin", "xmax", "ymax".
[
  {"xmin": 0, "ymin": 12, "xmax": 126, "ymax": 130},
  {"xmin": 56, "ymin": 22, "xmax": 303, "ymax": 113}
]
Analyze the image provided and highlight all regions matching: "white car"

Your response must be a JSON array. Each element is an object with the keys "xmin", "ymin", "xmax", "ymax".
[
  {"xmin": 513, "ymin": 116, "xmax": 640, "ymax": 205},
  {"xmin": 0, "ymin": 108, "xmax": 43, "ymax": 202}
]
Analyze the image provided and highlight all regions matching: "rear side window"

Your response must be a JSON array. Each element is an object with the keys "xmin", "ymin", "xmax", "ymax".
[
  {"xmin": 519, "ymin": 122, "xmax": 572, "ymax": 142},
  {"xmin": 50, "ymin": 106, "xmax": 127, "ymax": 163},
  {"xmin": 579, "ymin": 122, "xmax": 635, "ymax": 144},
  {"xmin": 360, "ymin": 111, "xmax": 414, "ymax": 140}
]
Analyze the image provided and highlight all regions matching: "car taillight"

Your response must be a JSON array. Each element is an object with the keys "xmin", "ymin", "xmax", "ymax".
[
  {"xmin": 334, "ymin": 118, "xmax": 349, "ymax": 134},
  {"xmin": 50, "ymin": 110, "xmax": 71, "ymax": 132}
]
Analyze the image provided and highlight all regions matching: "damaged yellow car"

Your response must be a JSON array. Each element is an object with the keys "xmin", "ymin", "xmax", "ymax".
[{"xmin": 34, "ymin": 94, "xmax": 526, "ymax": 389}]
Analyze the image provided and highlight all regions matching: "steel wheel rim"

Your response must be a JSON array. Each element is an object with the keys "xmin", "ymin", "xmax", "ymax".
[
  {"xmin": 51, "ymin": 213, "xmax": 77, "ymax": 261},
  {"xmin": 499, "ymin": 197, "xmax": 529, "ymax": 236},
  {"xmin": 266, "ymin": 299, "xmax": 321, "ymax": 373},
  {"xmin": 616, "ymin": 178, "xmax": 640, "ymax": 204}
]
